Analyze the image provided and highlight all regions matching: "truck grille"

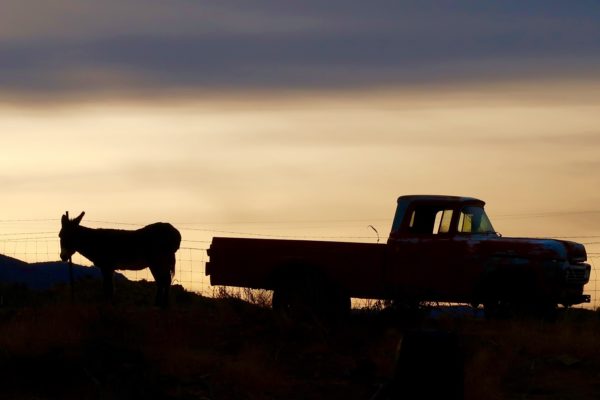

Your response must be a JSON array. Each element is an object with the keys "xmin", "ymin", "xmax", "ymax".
[{"xmin": 565, "ymin": 264, "xmax": 591, "ymax": 284}]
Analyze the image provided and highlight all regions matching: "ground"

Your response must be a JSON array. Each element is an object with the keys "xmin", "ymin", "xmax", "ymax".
[{"xmin": 0, "ymin": 280, "xmax": 599, "ymax": 400}]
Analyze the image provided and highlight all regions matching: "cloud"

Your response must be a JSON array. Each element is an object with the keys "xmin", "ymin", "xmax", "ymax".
[{"xmin": 2, "ymin": 1, "xmax": 600, "ymax": 99}]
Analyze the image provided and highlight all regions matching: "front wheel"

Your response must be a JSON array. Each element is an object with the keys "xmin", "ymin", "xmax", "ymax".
[{"xmin": 484, "ymin": 300, "xmax": 557, "ymax": 320}]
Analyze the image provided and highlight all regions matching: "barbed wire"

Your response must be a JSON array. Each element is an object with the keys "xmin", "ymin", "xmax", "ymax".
[
  {"xmin": 1, "ymin": 217, "xmax": 599, "ymax": 307},
  {"xmin": 493, "ymin": 210, "xmax": 600, "ymax": 219},
  {"xmin": 0, "ymin": 208, "xmax": 599, "ymax": 221},
  {"xmin": 1, "ymin": 229, "xmax": 600, "ymax": 247},
  {"xmin": 2, "ymin": 214, "xmax": 600, "ymax": 238},
  {"xmin": 0, "ymin": 231, "xmax": 56, "ymax": 236}
]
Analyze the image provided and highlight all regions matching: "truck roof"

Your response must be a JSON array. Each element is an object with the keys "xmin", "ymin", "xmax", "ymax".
[{"xmin": 397, "ymin": 195, "xmax": 485, "ymax": 206}]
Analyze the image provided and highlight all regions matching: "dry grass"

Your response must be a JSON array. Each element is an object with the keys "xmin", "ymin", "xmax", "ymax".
[
  {"xmin": 460, "ymin": 315, "xmax": 600, "ymax": 400},
  {"xmin": 213, "ymin": 286, "xmax": 274, "ymax": 309},
  {"xmin": 0, "ymin": 282, "xmax": 599, "ymax": 399}
]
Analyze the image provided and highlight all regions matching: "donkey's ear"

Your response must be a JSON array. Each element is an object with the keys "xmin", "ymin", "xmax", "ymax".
[
  {"xmin": 73, "ymin": 211, "xmax": 85, "ymax": 225},
  {"xmin": 61, "ymin": 212, "xmax": 69, "ymax": 225}
]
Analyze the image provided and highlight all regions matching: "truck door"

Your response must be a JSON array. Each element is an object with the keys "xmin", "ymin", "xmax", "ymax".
[{"xmin": 385, "ymin": 206, "xmax": 469, "ymax": 301}]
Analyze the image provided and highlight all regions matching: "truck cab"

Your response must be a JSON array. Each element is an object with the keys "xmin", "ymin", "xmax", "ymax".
[
  {"xmin": 389, "ymin": 195, "xmax": 494, "ymax": 240},
  {"xmin": 385, "ymin": 195, "xmax": 590, "ymax": 309}
]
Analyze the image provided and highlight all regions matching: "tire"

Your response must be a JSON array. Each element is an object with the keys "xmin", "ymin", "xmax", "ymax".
[
  {"xmin": 484, "ymin": 299, "xmax": 558, "ymax": 320},
  {"xmin": 272, "ymin": 270, "xmax": 350, "ymax": 324},
  {"xmin": 483, "ymin": 299, "xmax": 513, "ymax": 319},
  {"xmin": 479, "ymin": 270, "xmax": 548, "ymax": 319}
]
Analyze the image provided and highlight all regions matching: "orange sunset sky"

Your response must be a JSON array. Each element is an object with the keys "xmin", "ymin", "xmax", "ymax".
[{"xmin": 1, "ymin": 1, "xmax": 600, "ymax": 265}]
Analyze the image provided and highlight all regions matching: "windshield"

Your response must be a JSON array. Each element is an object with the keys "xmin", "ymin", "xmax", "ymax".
[{"xmin": 457, "ymin": 206, "xmax": 495, "ymax": 234}]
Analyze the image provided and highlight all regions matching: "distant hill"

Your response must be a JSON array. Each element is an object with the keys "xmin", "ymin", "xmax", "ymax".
[{"xmin": 0, "ymin": 254, "xmax": 127, "ymax": 290}]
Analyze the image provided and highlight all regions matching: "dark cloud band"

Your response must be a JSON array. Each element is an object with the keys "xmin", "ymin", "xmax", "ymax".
[{"xmin": 1, "ymin": 1, "xmax": 600, "ymax": 97}]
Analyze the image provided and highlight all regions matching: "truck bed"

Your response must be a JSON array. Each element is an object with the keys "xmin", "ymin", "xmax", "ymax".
[{"xmin": 206, "ymin": 237, "xmax": 388, "ymax": 298}]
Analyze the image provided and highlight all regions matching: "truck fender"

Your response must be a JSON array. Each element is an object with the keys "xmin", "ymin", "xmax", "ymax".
[{"xmin": 473, "ymin": 257, "xmax": 537, "ymax": 304}]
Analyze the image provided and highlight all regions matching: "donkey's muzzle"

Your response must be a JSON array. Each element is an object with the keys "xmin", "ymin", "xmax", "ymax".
[{"xmin": 60, "ymin": 251, "xmax": 71, "ymax": 262}]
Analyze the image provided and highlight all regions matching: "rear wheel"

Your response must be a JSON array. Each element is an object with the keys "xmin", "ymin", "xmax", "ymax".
[
  {"xmin": 483, "ymin": 299, "xmax": 512, "ymax": 319},
  {"xmin": 272, "ymin": 271, "xmax": 350, "ymax": 324}
]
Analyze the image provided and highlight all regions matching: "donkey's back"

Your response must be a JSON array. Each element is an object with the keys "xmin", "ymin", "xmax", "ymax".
[{"xmin": 88, "ymin": 223, "xmax": 181, "ymax": 267}]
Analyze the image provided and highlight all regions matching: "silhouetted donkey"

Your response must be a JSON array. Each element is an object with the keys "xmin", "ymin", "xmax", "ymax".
[{"xmin": 59, "ymin": 212, "xmax": 181, "ymax": 307}]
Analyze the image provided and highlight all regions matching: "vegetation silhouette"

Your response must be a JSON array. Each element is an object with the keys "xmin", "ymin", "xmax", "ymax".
[
  {"xmin": 59, "ymin": 211, "xmax": 181, "ymax": 306},
  {"xmin": 0, "ymin": 283, "xmax": 599, "ymax": 399}
]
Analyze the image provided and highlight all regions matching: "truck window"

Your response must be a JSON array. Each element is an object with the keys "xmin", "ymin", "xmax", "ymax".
[
  {"xmin": 435, "ymin": 210, "xmax": 453, "ymax": 234},
  {"xmin": 458, "ymin": 206, "xmax": 495, "ymax": 234},
  {"xmin": 409, "ymin": 206, "xmax": 453, "ymax": 235}
]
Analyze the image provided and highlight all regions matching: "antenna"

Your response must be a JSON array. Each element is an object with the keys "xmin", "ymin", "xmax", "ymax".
[{"xmin": 368, "ymin": 225, "xmax": 380, "ymax": 244}]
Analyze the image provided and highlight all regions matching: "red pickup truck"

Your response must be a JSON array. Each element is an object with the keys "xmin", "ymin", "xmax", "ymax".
[{"xmin": 206, "ymin": 195, "xmax": 591, "ymax": 318}]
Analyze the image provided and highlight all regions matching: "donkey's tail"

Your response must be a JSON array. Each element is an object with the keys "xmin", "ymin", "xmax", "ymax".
[{"xmin": 169, "ymin": 252, "xmax": 177, "ymax": 278}]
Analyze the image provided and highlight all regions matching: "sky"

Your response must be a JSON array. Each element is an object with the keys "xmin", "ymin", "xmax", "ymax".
[{"xmin": 2, "ymin": 1, "xmax": 600, "ymax": 254}]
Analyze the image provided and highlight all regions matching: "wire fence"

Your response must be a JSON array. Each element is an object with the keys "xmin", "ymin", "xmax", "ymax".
[
  {"xmin": 0, "ymin": 218, "xmax": 598, "ymax": 309},
  {"xmin": 0, "ymin": 235, "xmax": 212, "ymax": 296}
]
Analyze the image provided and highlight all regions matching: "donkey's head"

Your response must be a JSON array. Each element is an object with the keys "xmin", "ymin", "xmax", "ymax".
[{"xmin": 59, "ymin": 211, "xmax": 85, "ymax": 262}]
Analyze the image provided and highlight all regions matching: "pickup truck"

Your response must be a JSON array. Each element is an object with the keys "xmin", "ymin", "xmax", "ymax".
[{"xmin": 206, "ymin": 195, "xmax": 591, "ymax": 318}]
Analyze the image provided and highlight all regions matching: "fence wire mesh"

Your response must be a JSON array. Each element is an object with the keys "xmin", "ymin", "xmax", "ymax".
[{"xmin": 0, "ymin": 221, "xmax": 598, "ymax": 309}]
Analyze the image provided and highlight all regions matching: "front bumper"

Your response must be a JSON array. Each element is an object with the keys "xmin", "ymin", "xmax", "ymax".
[{"xmin": 559, "ymin": 289, "xmax": 591, "ymax": 306}]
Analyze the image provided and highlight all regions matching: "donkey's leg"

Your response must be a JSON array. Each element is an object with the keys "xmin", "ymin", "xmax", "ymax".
[
  {"xmin": 100, "ymin": 266, "xmax": 114, "ymax": 301},
  {"xmin": 150, "ymin": 262, "xmax": 172, "ymax": 307}
]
